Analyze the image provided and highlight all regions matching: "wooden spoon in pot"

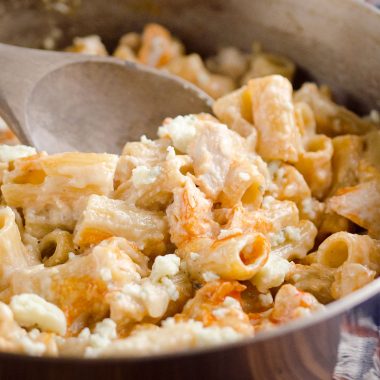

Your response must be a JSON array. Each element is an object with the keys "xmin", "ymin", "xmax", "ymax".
[{"xmin": 0, "ymin": 43, "xmax": 213, "ymax": 154}]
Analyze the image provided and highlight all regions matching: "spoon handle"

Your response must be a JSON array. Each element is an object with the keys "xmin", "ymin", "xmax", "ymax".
[{"xmin": 0, "ymin": 43, "xmax": 81, "ymax": 144}]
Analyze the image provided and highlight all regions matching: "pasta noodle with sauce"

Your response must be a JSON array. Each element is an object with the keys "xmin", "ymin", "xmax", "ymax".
[{"xmin": 0, "ymin": 23, "xmax": 378, "ymax": 359}]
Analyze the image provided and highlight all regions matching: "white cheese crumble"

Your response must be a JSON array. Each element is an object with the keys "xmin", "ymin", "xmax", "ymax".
[
  {"xmin": 100, "ymin": 268, "xmax": 113, "ymax": 282},
  {"xmin": 19, "ymin": 335, "xmax": 46, "ymax": 356},
  {"xmin": 161, "ymin": 318, "xmax": 242, "ymax": 346},
  {"xmin": 28, "ymin": 328, "xmax": 40, "ymax": 340},
  {"xmin": 251, "ymin": 254, "xmax": 292, "ymax": 293},
  {"xmin": 277, "ymin": 167, "xmax": 286, "ymax": 179},
  {"xmin": 10, "ymin": 294, "xmax": 67, "ymax": 335},
  {"xmin": 85, "ymin": 318, "xmax": 117, "ymax": 357},
  {"xmin": 223, "ymin": 296, "xmax": 241, "ymax": 309},
  {"xmin": 369, "ymin": 110, "xmax": 380, "ymax": 124},
  {"xmin": 269, "ymin": 226, "xmax": 301, "ymax": 246},
  {"xmin": 268, "ymin": 230, "xmax": 286, "ymax": 247},
  {"xmin": 212, "ymin": 307, "xmax": 228, "ymax": 318},
  {"xmin": 68, "ymin": 252, "xmax": 77, "ymax": 261},
  {"xmin": 166, "ymin": 146, "xmax": 176, "ymax": 160},
  {"xmin": 258, "ymin": 293, "xmax": 274, "ymax": 308},
  {"xmin": 194, "ymin": 324, "xmax": 242, "ymax": 346},
  {"xmin": 262, "ymin": 195, "xmax": 276, "ymax": 209},
  {"xmin": 284, "ymin": 226, "xmax": 301, "ymax": 242},
  {"xmin": 140, "ymin": 135, "xmax": 155, "ymax": 145},
  {"xmin": 78, "ymin": 327, "xmax": 91, "ymax": 339},
  {"xmin": 283, "ymin": 183, "xmax": 298, "ymax": 197},
  {"xmin": 189, "ymin": 252, "xmax": 200, "ymax": 261},
  {"xmin": 150, "ymin": 254, "xmax": 180, "ymax": 283},
  {"xmin": 161, "ymin": 277, "xmax": 179, "ymax": 301},
  {"xmin": 202, "ymin": 271, "xmax": 220, "ymax": 282},
  {"xmin": 0, "ymin": 145, "xmax": 37, "ymax": 162},
  {"xmin": 94, "ymin": 318, "xmax": 117, "ymax": 340},
  {"xmin": 238, "ymin": 172, "xmax": 250, "ymax": 181},
  {"xmin": 302, "ymin": 198, "xmax": 317, "ymax": 219},
  {"xmin": 84, "ymin": 319, "xmax": 242, "ymax": 357},
  {"xmin": 267, "ymin": 161, "xmax": 281, "ymax": 176},
  {"xmin": 158, "ymin": 115, "xmax": 198, "ymax": 153},
  {"xmin": 212, "ymin": 296, "xmax": 243, "ymax": 319},
  {"xmin": 132, "ymin": 165, "xmax": 161, "ymax": 187}
]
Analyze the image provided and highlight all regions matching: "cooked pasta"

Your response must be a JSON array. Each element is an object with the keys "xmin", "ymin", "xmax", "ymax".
[{"xmin": 0, "ymin": 23, "xmax": 378, "ymax": 359}]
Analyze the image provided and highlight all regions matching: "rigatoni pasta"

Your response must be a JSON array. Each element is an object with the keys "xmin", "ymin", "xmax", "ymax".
[
  {"xmin": 0, "ymin": 23, "xmax": 378, "ymax": 359},
  {"xmin": 248, "ymin": 75, "xmax": 302, "ymax": 162},
  {"xmin": 0, "ymin": 207, "xmax": 28, "ymax": 290}
]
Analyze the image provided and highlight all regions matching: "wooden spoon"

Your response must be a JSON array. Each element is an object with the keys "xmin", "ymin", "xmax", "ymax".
[{"xmin": 0, "ymin": 43, "xmax": 213, "ymax": 154}]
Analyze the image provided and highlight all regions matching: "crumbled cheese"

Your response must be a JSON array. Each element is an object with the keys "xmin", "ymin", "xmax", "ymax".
[
  {"xmin": 132, "ymin": 165, "xmax": 161, "ymax": 186},
  {"xmin": 262, "ymin": 195, "xmax": 276, "ymax": 209},
  {"xmin": 71, "ymin": 35, "xmax": 106, "ymax": 55},
  {"xmin": 94, "ymin": 318, "xmax": 117, "ymax": 340},
  {"xmin": 369, "ymin": 110, "xmax": 380, "ymax": 124},
  {"xmin": 122, "ymin": 282, "xmax": 142, "ymax": 297},
  {"xmin": 150, "ymin": 254, "xmax": 180, "ymax": 282},
  {"xmin": 10, "ymin": 294, "xmax": 67, "ymax": 335},
  {"xmin": 161, "ymin": 317, "xmax": 176, "ymax": 327},
  {"xmin": 19, "ymin": 335, "xmax": 46, "ymax": 356},
  {"xmin": 266, "ymin": 181, "xmax": 278, "ymax": 194},
  {"xmin": 166, "ymin": 146, "xmax": 176, "ymax": 160},
  {"xmin": 276, "ymin": 167, "xmax": 286, "ymax": 181},
  {"xmin": 284, "ymin": 226, "xmax": 301, "ymax": 242},
  {"xmin": 238, "ymin": 172, "xmax": 250, "ymax": 181},
  {"xmin": 78, "ymin": 327, "xmax": 91, "ymax": 339},
  {"xmin": 161, "ymin": 277, "xmax": 179, "ymax": 301},
  {"xmin": 85, "ymin": 319, "xmax": 117, "ymax": 357},
  {"xmin": 100, "ymin": 268, "xmax": 113, "ymax": 282},
  {"xmin": 212, "ymin": 296, "xmax": 242, "ymax": 319},
  {"xmin": 0, "ymin": 145, "xmax": 37, "ymax": 162},
  {"xmin": 258, "ymin": 293, "xmax": 273, "ymax": 308},
  {"xmin": 223, "ymin": 296, "xmax": 241, "ymax": 309},
  {"xmin": 283, "ymin": 183, "xmax": 298, "ymax": 197},
  {"xmin": 189, "ymin": 252, "xmax": 200, "ymax": 261},
  {"xmin": 251, "ymin": 254, "xmax": 292, "ymax": 293},
  {"xmin": 267, "ymin": 161, "xmax": 281, "ymax": 177},
  {"xmin": 302, "ymin": 198, "xmax": 316, "ymax": 219},
  {"xmin": 158, "ymin": 115, "xmax": 198, "ymax": 153},
  {"xmin": 68, "ymin": 252, "xmax": 77, "ymax": 261},
  {"xmin": 28, "ymin": 328, "xmax": 40, "ymax": 340},
  {"xmin": 218, "ymin": 228, "xmax": 243, "ymax": 239},
  {"xmin": 161, "ymin": 318, "xmax": 241, "ymax": 346},
  {"xmin": 268, "ymin": 230, "xmax": 286, "ymax": 247},
  {"xmin": 140, "ymin": 135, "xmax": 155, "ymax": 145},
  {"xmin": 194, "ymin": 325, "xmax": 242, "ymax": 346},
  {"xmin": 121, "ymin": 281, "xmax": 170, "ymax": 319},
  {"xmin": 141, "ymin": 281, "xmax": 170, "ymax": 318},
  {"xmin": 202, "ymin": 271, "xmax": 220, "ymax": 282},
  {"xmin": 212, "ymin": 307, "xmax": 228, "ymax": 318},
  {"xmin": 85, "ymin": 319, "xmax": 242, "ymax": 357}
]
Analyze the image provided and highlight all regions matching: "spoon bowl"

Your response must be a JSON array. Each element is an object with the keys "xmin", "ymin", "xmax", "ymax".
[{"xmin": 0, "ymin": 44, "xmax": 213, "ymax": 153}]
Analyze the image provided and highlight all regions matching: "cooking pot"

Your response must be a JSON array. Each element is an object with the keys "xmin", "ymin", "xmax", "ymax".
[{"xmin": 0, "ymin": 1, "xmax": 379, "ymax": 379}]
